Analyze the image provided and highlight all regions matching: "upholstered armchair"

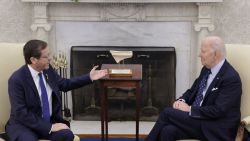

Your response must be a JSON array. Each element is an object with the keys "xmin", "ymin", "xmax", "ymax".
[
  {"xmin": 0, "ymin": 43, "xmax": 80, "ymax": 141},
  {"xmin": 176, "ymin": 44, "xmax": 250, "ymax": 141},
  {"xmin": 226, "ymin": 44, "xmax": 250, "ymax": 141}
]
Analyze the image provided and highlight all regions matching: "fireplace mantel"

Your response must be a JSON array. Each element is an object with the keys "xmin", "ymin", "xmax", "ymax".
[
  {"xmin": 22, "ymin": 0, "xmax": 222, "ymax": 3},
  {"xmin": 23, "ymin": 0, "xmax": 223, "ymax": 42},
  {"xmin": 21, "ymin": 0, "xmax": 224, "ymax": 106}
]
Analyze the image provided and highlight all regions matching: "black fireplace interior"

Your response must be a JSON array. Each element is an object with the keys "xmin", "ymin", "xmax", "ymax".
[{"xmin": 70, "ymin": 46, "xmax": 176, "ymax": 121}]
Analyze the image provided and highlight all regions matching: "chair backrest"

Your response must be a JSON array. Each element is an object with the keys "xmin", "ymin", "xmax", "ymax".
[
  {"xmin": 0, "ymin": 43, "xmax": 24, "ymax": 132},
  {"xmin": 225, "ymin": 44, "xmax": 250, "ymax": 131}
]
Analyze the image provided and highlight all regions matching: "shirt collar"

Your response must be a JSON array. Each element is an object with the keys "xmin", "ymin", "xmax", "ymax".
[
  {"xmin": 210, "ymin": 59, "xmax": 225, "ymax": 75},
  {"xmin": 27, "ymin": 65, "xmax": 42, "ymax": 78}
]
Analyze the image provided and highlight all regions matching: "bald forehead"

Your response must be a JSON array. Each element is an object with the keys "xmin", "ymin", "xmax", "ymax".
[
  {"xmin": 201, "ymin": 38, "xmax": 212, "ymax": 49},
  {"xmin": 201, "ymin": 36, "xmax": 226, "ymax": 58},
  {"xmin": 202, "ymin": 36, "xmax": 223, "ymax": 46}
]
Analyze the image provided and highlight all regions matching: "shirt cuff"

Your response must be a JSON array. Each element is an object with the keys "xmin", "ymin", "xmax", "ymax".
[
  {"xmin": 178, "ymin": 99, "xmax": 186, "ymax": 103},
  {"xmin": 189, "ymin": 106, "xmax": 192, "ymax": 116},
  {"xmin": 49, "ymin": 124, "xmax": 53, "ymax": 134}
]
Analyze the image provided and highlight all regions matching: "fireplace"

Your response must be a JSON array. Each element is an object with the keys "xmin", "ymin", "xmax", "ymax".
[
  {"xmin": 71, "ymin": 46, "xmax": 176, "ymax": 121},
  {"xmin": 21, "ymin": 0, "xmax": 223, "ymax": 122}
]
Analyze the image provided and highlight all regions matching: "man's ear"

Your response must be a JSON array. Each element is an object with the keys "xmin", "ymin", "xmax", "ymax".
[
  {"xmin": 30, "ymin": 57, "xmax": 37, "ymax": 64},
  {"xmin": 214, "ymin": 50, "xmax": 219, "ymax": 60},
  {"xmin": 215, "ymin": 50, "xmax": 223, "ymax": 60}
]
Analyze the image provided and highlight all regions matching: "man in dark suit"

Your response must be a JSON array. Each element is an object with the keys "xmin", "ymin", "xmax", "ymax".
[
  {"xmin": 5, "ymin": 40, "xmax": 108, "ymax": 141},
  {"xmin": 146, "ymin": 36, "xmax": 242, "ymax": 141}
]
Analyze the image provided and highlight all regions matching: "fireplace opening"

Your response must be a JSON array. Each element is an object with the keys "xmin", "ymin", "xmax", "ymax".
[{"xmin": 70, "ymin": 46, "xmax": 176, "ymax": 121}]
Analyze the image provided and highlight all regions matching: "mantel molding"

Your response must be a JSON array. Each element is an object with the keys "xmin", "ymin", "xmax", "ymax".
[{"xmin": 21, "ymin": 0, "xmax": 223, "ymax": 3}]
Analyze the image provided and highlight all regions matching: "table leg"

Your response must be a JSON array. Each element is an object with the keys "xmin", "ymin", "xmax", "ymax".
[
  {"xmin": 136, "ymin": 83, "xmax": 140, "ymax": 141},
  {"xmin": 101, "ymin": 84, "xmax": 105, "ymax": 141},
  {"xmin": 104, "ymin": 87, "xmax": 108, "ymax": 141}
]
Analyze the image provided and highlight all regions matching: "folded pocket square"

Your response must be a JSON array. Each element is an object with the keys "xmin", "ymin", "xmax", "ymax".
[{"xmin": 211, "ymin": 87, "xmax": 218, "ymax": 91}]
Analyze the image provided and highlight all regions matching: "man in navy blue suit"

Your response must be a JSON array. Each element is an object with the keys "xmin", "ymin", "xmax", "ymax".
[
  {"xmin": 5, "ymin": 40, "xmax": 108, "ymax": 141},
  {"xmin": 146, "ymin": 36, "xmax": 242, "ymax": 141}
]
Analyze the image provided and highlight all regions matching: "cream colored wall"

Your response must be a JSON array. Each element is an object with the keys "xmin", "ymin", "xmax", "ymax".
[{"xmin": 0, "ymin": 43, "xmax": 24, "ymax": 132}]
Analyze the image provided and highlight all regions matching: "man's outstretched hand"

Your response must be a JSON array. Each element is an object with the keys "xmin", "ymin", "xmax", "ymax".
[{"xmin": 89, "ymin": 65, "xmax": 108, "ymax": 81}]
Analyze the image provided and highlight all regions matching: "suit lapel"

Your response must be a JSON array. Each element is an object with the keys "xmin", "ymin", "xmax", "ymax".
[
  {"xmin": 43, "ymin": 70, "xmax": 56, "ymax": 92},
  {"xmin": 43, "ymin": 69, "xmax": 61, "ymax": 103},
  {"xmin": 24, "ymin": 65, "xmax": 41, "ymax": 102},
  {"xmin": 43, "ymin": 71, "xmax": 52, "ymax": 88},
  {"xmin": 203, "ymin": 60, "xmax": 228, "ymax": 100}
]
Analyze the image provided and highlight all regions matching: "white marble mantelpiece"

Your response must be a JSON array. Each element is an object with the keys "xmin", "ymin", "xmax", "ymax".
[
  {"xmin": 22, "ymin": 0, "xmax": 223, "ymax": 3},
  {"xmin": 22, "ymin": 0, "xmax": 222, "ymax": 3},
  {"xmin": 21, "ymin": 0, "xmax": 223, "ymax": 95}
]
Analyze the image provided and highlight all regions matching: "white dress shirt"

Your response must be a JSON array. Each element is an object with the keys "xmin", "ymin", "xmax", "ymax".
[
  {"xmin": 28, "ymin": 65, "xmax": 53, "ymax": 116},
  {"xmin": 200, "ymin": 59, "xmax": 225, "ymax": 105}
]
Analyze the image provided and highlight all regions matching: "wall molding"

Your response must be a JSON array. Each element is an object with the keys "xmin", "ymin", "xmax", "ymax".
[{"xmin": 22, "ymin": 0, "xmax": 223, "ymax": 3}]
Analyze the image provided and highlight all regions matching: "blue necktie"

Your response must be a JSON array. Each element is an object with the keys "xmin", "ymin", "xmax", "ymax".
[
  {"xmin": 38, "ymin": 73, "xmax": 50, "ymax": 122},
  {"xmin": 192, "ymin": 69, "xmax": 211, "ymax": 107}
]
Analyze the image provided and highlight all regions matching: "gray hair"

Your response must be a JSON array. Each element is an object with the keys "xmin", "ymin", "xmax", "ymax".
[{"xmin": 208, "ymin": 36, "xmax": 227, "ymax": 59}]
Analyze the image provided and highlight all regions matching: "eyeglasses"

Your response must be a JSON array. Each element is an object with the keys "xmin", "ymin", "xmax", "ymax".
[{"xmin": 39, "ymin": 55, "xmax": 51, "ymax": 60}]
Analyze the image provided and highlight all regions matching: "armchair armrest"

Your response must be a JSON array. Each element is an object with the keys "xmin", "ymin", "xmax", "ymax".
[
  {"xmin": 241, "ymin": 116, "xmax": 250, "ymax": 127},
  {"xmin": 0, "ymin": 122, "xmax": 4, "ymax": 133},
  {"xmin": 73, "ymin": 135, "xmax": 80, "ymax": 141},
  {"xmin": 241, "ymin": 116, "xmax": 250, "ymax": 134},
  {"xmin": 235, "ymin": 116, "xmax": 250, "ymax": 141}
]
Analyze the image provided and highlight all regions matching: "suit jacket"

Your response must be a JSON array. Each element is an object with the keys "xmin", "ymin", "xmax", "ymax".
[
  {"xmin": 6, "ymin": 64, "xmax": 92, "ymax": 141},
  {"xmin": 179, "ymin": 60, "xmax": 242, "ymax": 141}
]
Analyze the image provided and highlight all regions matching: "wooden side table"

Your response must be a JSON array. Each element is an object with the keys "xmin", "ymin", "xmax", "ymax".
[{"xmin": 100, "ymin": 64, "xmax": 142, "ymax": 141}]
